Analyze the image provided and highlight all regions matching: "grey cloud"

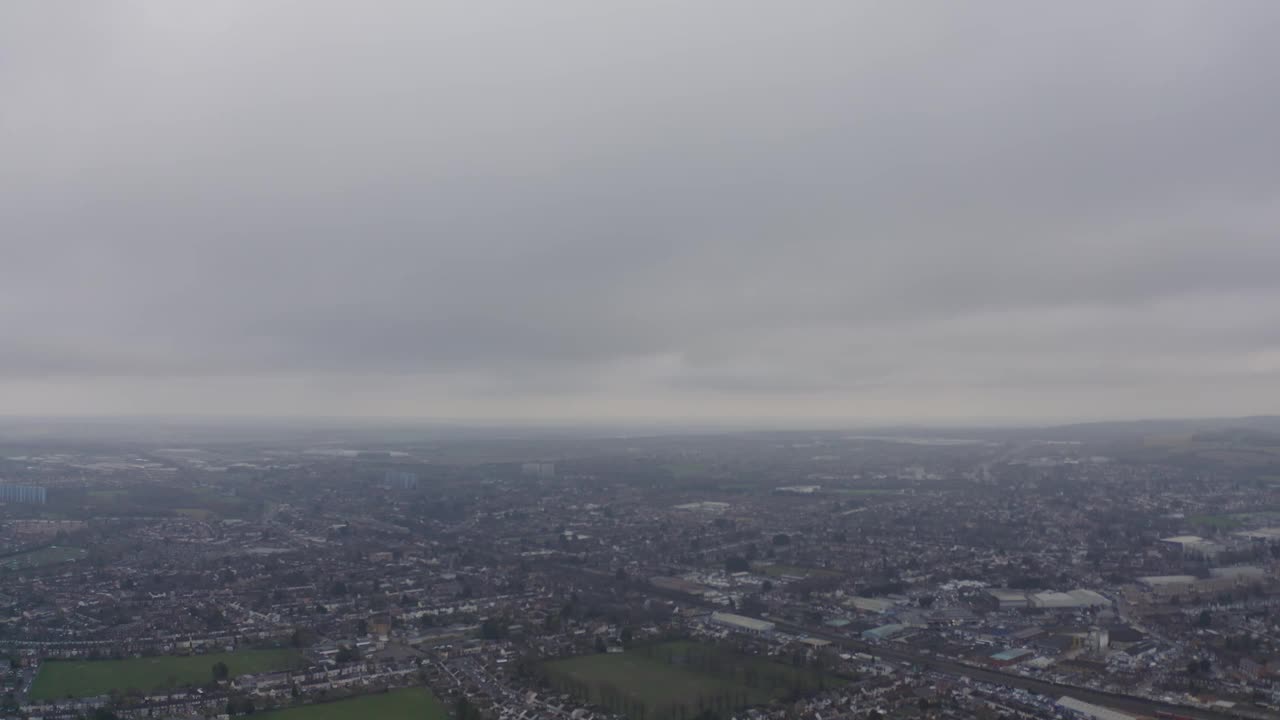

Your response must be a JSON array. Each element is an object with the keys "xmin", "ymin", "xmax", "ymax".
[{"xmin": 2, "ymin": 0, "xmax": 1280, "ymax": 421}]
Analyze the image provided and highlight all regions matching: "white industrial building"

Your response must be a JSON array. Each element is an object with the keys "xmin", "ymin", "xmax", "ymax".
[
  {"xmin": 986, "ymin": 588, "xmax": 1029, "ymax": 610},
  {"xmin": 1087, "ymin": 628, "xmax": 1110, "ymax": 653},
  {"xmin": 1159, "ymin": 535, "xmax": 1222, "ymax": 558},
  {"xmin": 520, "ymin": 462, "xmax": 556, "ymax": 478},
  {"xmin": 1134, "ymin": 567, "xmax": 1268, "ymax": 599},
  {"xmin": 709, "ymin": 611, "xmax": 775, "ymax": 635},
  {"xmin": 1136, "ymin": 575, "xmax": 1197, "ymax": 592},
  {"xmin": 1056, "ymin": 696, "xmax": 1135, "ymax": 720},
  {"xmin": 1210, "ymin": 565, "xmax": 1266, "ymax": 582},
  {"xmin": 674, "ymin": 501, "xmax": 731, "ymax": 514},
  {"xmin": 1030, "ymin": 589, "xmax": 1110, "ymax": 609},
  {"xmin": 1236, "ymin": 527, "xmax": 1280, "ymax": 540}
]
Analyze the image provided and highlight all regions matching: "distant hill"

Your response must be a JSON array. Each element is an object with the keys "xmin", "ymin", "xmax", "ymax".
[
  {"xmin": 1040, "ymin": 416, "xmax": 1280, "ymax": 442},
  {"xmin": 862, "ymin": 416, "xmax": 1280, "ymax": 443},
  {"xmin": 1189, "ymin": 426, "xmax": 1280, "ymax": 445}
]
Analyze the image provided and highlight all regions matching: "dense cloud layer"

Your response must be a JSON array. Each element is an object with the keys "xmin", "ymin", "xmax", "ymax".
[{"xmin": 3, "ymin": 1, "xmax": 1279, "ymax": 422}]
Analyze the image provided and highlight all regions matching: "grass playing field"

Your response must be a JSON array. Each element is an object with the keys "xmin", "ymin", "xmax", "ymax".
[
  {"xmin": 549, "ymin": 650, "xmax": 760, "ymax": 708},
  {"xmin": 541, "ymin": 641, "xmax": 838, "ymax": 720},
  {"xmin": 0, "ymin": 545, "xmax": 87, "ymax": 573},
  {"xmin": 1188, "ymin": 513, "xmax": 1245, "ymax": 529},
  {"xmin": 260, "ymin": 688, "xmax": 446, "ymax": 720},
  {"xmin": 30, "ymin": 649, "xmax": 307, "ymax": 700}
]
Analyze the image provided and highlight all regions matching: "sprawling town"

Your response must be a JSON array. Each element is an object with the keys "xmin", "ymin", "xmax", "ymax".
[{"xmin": 3, "ymin": 418, "xmax": 1280, "ymax": 720}]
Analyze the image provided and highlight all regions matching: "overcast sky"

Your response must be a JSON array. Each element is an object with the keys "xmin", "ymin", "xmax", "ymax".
[{"xmin": 3, "ymin": 1, "xmax": 1279, "ymax": 424}]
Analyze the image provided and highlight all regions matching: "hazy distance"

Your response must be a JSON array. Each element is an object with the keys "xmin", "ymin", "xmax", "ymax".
[{"xmin": 3, "ymin": 1, "xmax": 1279, "ymax": 423}]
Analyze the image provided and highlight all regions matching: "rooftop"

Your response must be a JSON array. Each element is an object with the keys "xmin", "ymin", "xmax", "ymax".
[
  {"xmin": 991, "ymin": 648, "xmax": 1034, "ymax": 662},
  {"xmin": 862, "ymin": 623, "xmax": 907, "ymax": 640},
  {"xmin": 1159, "ymin": 535, "xmax": 1205, "ymax": 545},
  {"xmin": 709, "ymin": 611, "xmax": 775, "ymax": 632},
  {"xmin": 1056, "ymin": 695, "xmax": 1136, "ymax": 720},
  {"xmin": 1136, "ymin": 575, "xmax": 1197, "ymax": 587}
]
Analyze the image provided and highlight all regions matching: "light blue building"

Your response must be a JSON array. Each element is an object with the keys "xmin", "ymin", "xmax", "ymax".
[
  {"xmin": 0, "ymin": 485, "xmax": 47, "ymax": 504},
  {"xmin": 384, "ymin": 470, "xmax": 419, "ymax": 490}
]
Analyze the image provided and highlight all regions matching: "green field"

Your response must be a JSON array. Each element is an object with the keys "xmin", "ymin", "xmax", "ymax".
[
  {"xmin": 75, "ymin": 485, "xmax": 256, "ymax": 519},
  {"xmin": 1189, "ymin": 514, "xmax": 1245, "ymax": 529},
  {"xmin": 31, "ymin": 649, "xmax": 307, "ymax": 700},
  {"xmin": 541, "ymin": 641, "xmax": 837, "ymax": 720},
  {"xmin": 0, "ymin": 545, "xmax": 87, "ymax": 572},
  {"xmin": 88, "ymin": 490, "xmax": 128, "ymax": 500},
  {"xmin": 261, "ymin": 688, "xmax": 445, "ymax": 720}
]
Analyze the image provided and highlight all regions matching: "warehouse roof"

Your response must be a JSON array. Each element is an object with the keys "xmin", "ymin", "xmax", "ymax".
[
  {"xmin": 1210, "ymin": 565, "xmax": 1265, "ymax": 580},
  {"xmin": 1056, "ymin": 695, "xmax": 1136, "ymax": 720},
  {"xmin": 862, "ymin": 623, "xmax": 907, "ymax": 640},
  {"xmin": 709, "ymin": 611, "xmax": 775, "ymax": 631},
  {"xmin": 1136, "ymin": 575, "xmax": 1197, "ymax": 587},
  {"xmin": 991, "ymin": 648, "xmax": 1034, "ymax": 662},
  {"xmin": 1067, "ymin": 589, "xmax": 1110, "ymax": 606}
]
